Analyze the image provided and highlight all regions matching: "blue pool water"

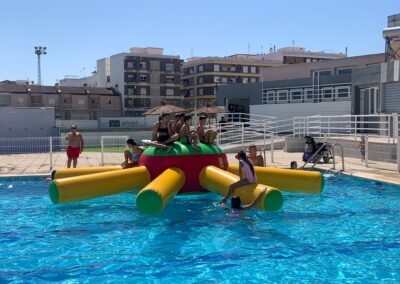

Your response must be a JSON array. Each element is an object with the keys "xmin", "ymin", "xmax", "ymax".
[{"xmin": 0, "ymin": 174, "xmax": 399, "ymax": 283}]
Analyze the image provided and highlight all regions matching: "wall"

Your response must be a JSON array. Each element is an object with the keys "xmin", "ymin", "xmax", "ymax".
[
  {"xmin": 56, "ymin": 115, "xmax": 158, "ymax": 130},
  {"xmin": 97, "ymin": 58, "xmax": 110, "ymax": 88},
  {"xmin": 110, "ymin": 53, "xmax": 126, "ymax": 109},
  {"xmin": 11, "ymin": 93, "xmax": 30, "ymax": 107},
  {"xmin": 0, "ymin": 107, "xmax": 57, "ymax": 138},
  {"xmin": 60, "ymin": 130, "xmax": 153, "ymax": 146},
  {"xmin": 250, "ymin": 101, "xmax": 351, "ymax": 121}
]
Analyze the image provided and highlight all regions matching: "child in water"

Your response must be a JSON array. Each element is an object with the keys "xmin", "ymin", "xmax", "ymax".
[
  {"xmin": 227, "ymin": 188, "xmax": 267, "ymax": 212},
  {"xmin": 220, "ymin": 150, "xmax": 257, "ymax": 206}
]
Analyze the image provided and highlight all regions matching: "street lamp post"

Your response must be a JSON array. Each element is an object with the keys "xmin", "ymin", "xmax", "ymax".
[{"xmin": 34, "ymin": 46, "xmax": 47, "ymax": 85}]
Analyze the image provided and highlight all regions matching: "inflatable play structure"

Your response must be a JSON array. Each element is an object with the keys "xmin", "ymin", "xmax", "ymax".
[{"xmin": 49, "ymin": 142, "xmax": 324, "ymax": 214}]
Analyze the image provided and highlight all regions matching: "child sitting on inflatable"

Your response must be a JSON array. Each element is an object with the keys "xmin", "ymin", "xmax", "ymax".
[
  {"xmin": 150, "ymin": 113, "xmax": 179, "ymax": 150},
  {"xmin": 179, "ymin": 115, "xmax": 200, "ymax": 151},
  {"xmin": 197, "ymin": 115, "xmax": 218, "ymax": 144},
  {"xmin": 121, "ymin": 139, "xmax": 143, "ymax": 169},
  {"xmin": 171, "ymin": 112, "xmax": 185, "ymax": 135},
  {"xmin": 220, "ymin": 150, "xmax": 257, "ymax": 206}
]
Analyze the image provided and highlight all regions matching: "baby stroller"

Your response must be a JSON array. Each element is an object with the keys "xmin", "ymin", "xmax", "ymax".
[{"xmin": 302, "ymin": 136, "xmax": 332, "ymax": 163}]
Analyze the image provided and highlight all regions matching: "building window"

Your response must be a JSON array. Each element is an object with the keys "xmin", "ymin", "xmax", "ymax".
[
  {"xmin": 108, "ymin": 99, "xmax": 112, "ymax": 105},
  {"xmin": 198, "ymin": 88, "xmax": 203, "ymax": 96},
  {"xmin": 166, "ymin": 63, "xmax": 174, "ymax": 72},
  {"xmin": 313, "ymin": 70, "xmax": 331, "ymax": 77},
  {"xmin": 214, "ymin": 64, "xmax": 220, "ymax": 72},
  {"xmin": 127, "ymin": 88, "xmax": 135, "ymax": 96},
  {"xmin": 198, "ymin": 77, "xmax": 204, "ymax": 84},
  {"xmin": 243, "ymin": 78, "xmax": 249, "ymax": 84},
  {"xmin": 250, "ymin": 66, "xmax": 256, "ymax": 73},
  {"xmin": 63, "ymin": 99, "xmax": 67, "ymax": 104},
  {"xmin": 31, "ymin": 96, "xmax": 41, "ymax": 104},
  {"xmin": 221, "ymin": 77, "xmax": 228, "ymax": 84},
  {"xmin": 140, "ymin": 88, "xmax": 147, "ymax": 95},
  {"xmin": 107, "ymin": 76, "xmax": 110, "ymax": 83},
  {"xmin": 140, "ymin": 74, "xmax": 147, "ymax": 81},
  {"xmin": 214, "ymin": 76, "xmax": 220, "ymax": 83},
  {"xmin": 250, "ymin": 77, "xmax": 257, "ymax": 83},
  {"xmin": 290, "ymin": 89, "xmax": 303, "ymax": 102},
  {"xmin": 140, "ymin": 62, "xmax": 147, "ymax": 69},
  {"xmin": 243, "ymin": 66, "xmax": 248, "ymax": 73},
  {"xmin": 304, "ymin": 89, "xmax": 314, "ymax": 101},
  {"xmin": 166, "ymin": 76, "xmax": 174, "ymax": 82},
  {"xmin": 336, "ymin": 86, "xmax": 350, "ymax": 98},
  {"xmin": 127, "ymin": 62, "xmax": 134, "ymax": 69},
  {"xmin": 134, "ymin": 98, "xmax": 150, "ymax": 108},
  {"xmin": 337, "ymin": 68, "xmax": 352, "ymax": 75},
  {"xmin": 49, "ymin": 98, "xmax": 56, "ymax": 105},
  {"xmin": 127, "ymin": 74, "xmax": 135, "ymax": 82},
  {"xmin": 322, "ymin": 88, "xmax": 333, "ymax": 100},
  {"xmin": 277, "ymin": 90, "xmax": 288, "ymax": 103},
  {"xmin": 262, "ymin": 91, "xmax": 275, "ymax": 104},
  {"xmin": 166, "ymin": 88, "xmax": 174, "ymax": 96},
  {"xmin": 230, "ymin": 66, "xmax": 236, "ymax": 72},
  {"xmin": 229, "ymin": 78, "xmax": 236, "ymax": 83},
  {"xmin": 198, "ymin": 65, "xmax": 203, "ymax": 72},
  {"xmin": 267, "ymin": 91, "xmax": 275, "ymax": 103}
]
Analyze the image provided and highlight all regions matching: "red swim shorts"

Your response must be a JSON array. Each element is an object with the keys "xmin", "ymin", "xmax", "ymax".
[{"xmin": 67, "ymin": 146, "xmax": 80, "ymax": 159}]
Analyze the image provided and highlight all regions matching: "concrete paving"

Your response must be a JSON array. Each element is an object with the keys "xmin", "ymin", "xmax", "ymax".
[{"xmin": 1, "ymin": 149, "xmax": 399, "ymax": 185}]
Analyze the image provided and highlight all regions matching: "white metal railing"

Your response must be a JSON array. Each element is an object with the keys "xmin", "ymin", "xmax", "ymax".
[
  {"xmin": 0, "ymin": 136, "xmax": 128, "ymax": 175},
  {"xmin": 293, "ymin": 114, "xmax": 398, "ymax": 143},
  {"xmin": 1, "ymin": 113, "xmax": 399, "ymax": 175}
]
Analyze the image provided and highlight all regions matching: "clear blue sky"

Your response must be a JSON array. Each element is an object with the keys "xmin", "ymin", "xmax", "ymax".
[{"xmin": 0, "ymin": 0, "xmax": 398, "ymax": 85}]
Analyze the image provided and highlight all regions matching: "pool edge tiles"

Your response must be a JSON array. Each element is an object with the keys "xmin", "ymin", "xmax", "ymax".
[{"xmin": 339, "ymin": 170, "xmax": 400, "ymax": 187}]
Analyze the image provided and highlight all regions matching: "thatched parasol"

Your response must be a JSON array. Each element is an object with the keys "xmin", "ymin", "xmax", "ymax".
[
  {"xmin": 143, "ymin": 101, "xmax": 187, "ymax": 116},
  {"xmin": 190, "ymin": 105, "xmax": 226, "ymax": 115},
  {"xmin": 190, "ymin": 103, "xmax": 226, "ymax": 126}
]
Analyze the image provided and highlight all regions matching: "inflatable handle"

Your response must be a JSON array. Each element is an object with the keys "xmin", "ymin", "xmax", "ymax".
[{"xmin": 136, "ymin": 168, "xmax": 185, "ymax": 214}]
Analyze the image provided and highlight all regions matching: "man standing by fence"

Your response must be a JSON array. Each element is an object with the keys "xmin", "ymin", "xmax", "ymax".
[{"xmin": 66, "ymin": 125, "xmax": 84, "ymax": 168}]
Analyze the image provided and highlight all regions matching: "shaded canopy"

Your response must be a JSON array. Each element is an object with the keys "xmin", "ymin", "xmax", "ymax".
[{"xmin": 143, "ymin": 103, "xmax": 187, "ymax": 116}]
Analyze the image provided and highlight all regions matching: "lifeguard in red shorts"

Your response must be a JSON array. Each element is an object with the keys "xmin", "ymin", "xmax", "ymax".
[{"xmin": 65, "ymin": 125, "xmax": 84, "ymax": 168}]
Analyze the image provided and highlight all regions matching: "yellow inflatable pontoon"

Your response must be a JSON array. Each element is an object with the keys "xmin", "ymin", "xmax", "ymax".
[
  {"xmin": 228, "ymin": 164, "xmax": 323, "ymax": 194},
  {"xmin": 200, "ymin": 166, "xmax": 283, "ymax": 211}
]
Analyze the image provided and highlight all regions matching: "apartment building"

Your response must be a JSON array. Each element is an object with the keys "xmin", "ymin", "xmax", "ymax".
[
  {"xmin": 0, "ymin": 84, "xmax": 122, "ymax": 119},
  {"xmin": 110, "ymin": 47, "xmax": 183, "ymax": 116},
  {"xmin": 217, "ymin": 53, "xmax": 386, "ymax": 120},
  {"xmin": 181, "ymin": 56, "xmax": 280, "ymax": 109},
  {"xmin": 257, "ymin": 46, "xmax": 346, "ymax": 64}
]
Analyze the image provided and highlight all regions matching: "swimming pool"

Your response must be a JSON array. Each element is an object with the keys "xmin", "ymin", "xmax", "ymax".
[{"xmin": 0, "ymin": 174, "xmax": 399, "ymax": 283}]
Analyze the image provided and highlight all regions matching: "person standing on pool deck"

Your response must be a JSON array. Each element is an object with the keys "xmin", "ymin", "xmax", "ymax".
[
  {"xmin": 220, "ymin": 150, "xmax": 257, "ymax": 206},
  {"xmin": 65, "ymin": 125, "xmax": 84, "ymax": 168},
  {"xmin": 247, "ymin": 144, "xmax": 264, "ymax": 167}
]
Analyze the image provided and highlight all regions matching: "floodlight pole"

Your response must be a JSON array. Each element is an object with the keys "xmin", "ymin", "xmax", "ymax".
[{"xmin": 34, "ymin": 46, "xmax": 47, "ymax": 85}]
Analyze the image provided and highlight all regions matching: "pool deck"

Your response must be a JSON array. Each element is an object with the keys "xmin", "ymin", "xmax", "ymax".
[
  {"xmin": 1, "ymin": 151, "xmax": 399, "ymax": 185},
  {"xmin": 226, "ymin": 151, "xmax": 400, "ymax": 186}
]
